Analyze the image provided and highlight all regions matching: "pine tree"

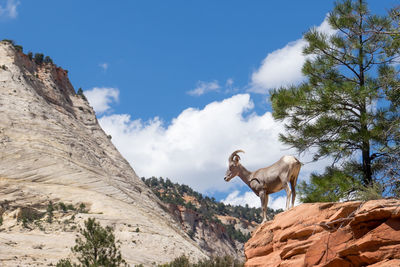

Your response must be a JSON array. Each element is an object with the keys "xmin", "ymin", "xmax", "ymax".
[
  {"xmin": 71, "ymin": 218, "xmax": 126, "ymax": 266},
  {"xmin": 271, "ymin": 0, "xmax": 399, "ymax": 195}
]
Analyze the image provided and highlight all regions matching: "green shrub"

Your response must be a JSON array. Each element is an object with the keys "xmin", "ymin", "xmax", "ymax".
[
  {"xmin": 223, "ymin": 224, "xmax": 250, "ymax": 243},
  {"xmin": 78, "ymin": 203, "xmax": 87, "ymax": 213},
  {"xmin": 27, "ymin": 52, "xmax": 33, "ymax": 60},
  {"xmin": 35, "ymin": 220, "xmax": 45, "ymax": 231},
  {"xmin": 17, "ymin": 207, "xmax": 45, "ymax": 224},
  {"xmin": 47, "ymin": 201, "xmax": 55, "ymax": 223},
  {"xmin": 76, "ymin": 88, "xmax": 87, "ymax": 101},
  {"xmin": 1, "ymin": 39, "xmax": 22, "ymax": 52},
  {"xmin": 14, "ymin": 45, "xmax": 23, "ymax": 52},
  {"xmin": 2, "ymin": 39, "xmax": 15, "ymax": 45},
  {"xmin": 196, "ymin": 255, "xmax": 243, "ymax": 267},
  {"xmin": 56, "ymin": 258, "xmax": 74, "ymax": 267},
  {"xmin": 34, "ymin": 53, "xmax": 44, "ymax": 64},
  {"xmin": 72, "ymin": 218, "xmax": 127, "ymax": 266},
  {"xmin": 58, "ymin": 202, "xmax": 67, "ymax": 213},
  {"xmin": 158, "ymin": 255, "xmax": 190, "ymax": 267},
  {"xmin": 44, "ymin": 56, "xmax": 53, "ymax": 64},
  {"xmin": 185, "ymin": 201, "xmax": 196, "ymax": 211},
  {"xmin": 159, "ymin": 255, "xmax": 243, "ymax": 267}
]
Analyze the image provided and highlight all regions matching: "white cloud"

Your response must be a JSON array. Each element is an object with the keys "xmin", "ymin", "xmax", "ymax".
[
  {"xmin": 84, "ymin": 87, "xmax": 119, "ymax": 114},
  {"xmin": 269, "ymin": 195, "xmax": 286, "ymax": 210},
  {"xmin": 0, "ymin": 0, "xmax": 19, "ymax": 19},
  {"xmin": 250, "ymin": 39, "xmax": 307, "ymax": 93},
  {"xmin": 249, "ymin": 16, "xmax": 337, "ymax": 94},
  {"xmin": 224, "ymin": 78, "xmax": 239, "ymax": 94},
  {"xmin": 98, "ymin": 93, "xmax": 331, "ymax": 194},
  {"xmin": 222, "ymin": 190, "xmax": 260, "ymax": 207},
  {"xmin": 187, "ymin": 80, "xmax": 220, "ymax": 96},
  {"xmin": 222, "ymin": 190, "xmax": 302, "ymax": 210},
  {"xmin": 316, "ymin": 17, "xmax": 338, "ymax": 36},
  {"xmin": 225, "ymin": 78, "xmax": 234, "ymax": 87},
  {"xmin": 99, "ymin": 63, "xmax": 108, "ymax": 71}
]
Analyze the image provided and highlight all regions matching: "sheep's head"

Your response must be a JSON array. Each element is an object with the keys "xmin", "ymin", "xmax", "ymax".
[{"xmin": 224, "ymin": 150, "xmax": 244, "ymax": 182}]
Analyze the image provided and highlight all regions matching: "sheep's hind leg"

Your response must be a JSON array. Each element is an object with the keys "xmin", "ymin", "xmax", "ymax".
[
  {"xmin": 260, "ymin": 191, "xmax": 268, "ymax": 223},
  {"xmin": 284, "ymin": 182, "xmax": 292, "ymax": 210}
]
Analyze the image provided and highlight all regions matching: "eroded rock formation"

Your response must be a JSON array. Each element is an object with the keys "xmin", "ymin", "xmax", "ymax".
[
  {"xmin": 245, "ymin": 199, "xmax": 400, "ymax": 267},
  {"xmin": 166, "ymin": 202, "xmax": 253, "ymax": 259},
  {"xmin": 0, "ymin": 42, "xmax": 207, "ymax": 266}
]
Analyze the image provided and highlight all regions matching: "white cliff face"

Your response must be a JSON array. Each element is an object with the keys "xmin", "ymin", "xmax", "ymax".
[{"xmin": 0, "ymin": 42, "xmax": 207, "ymax": 266}]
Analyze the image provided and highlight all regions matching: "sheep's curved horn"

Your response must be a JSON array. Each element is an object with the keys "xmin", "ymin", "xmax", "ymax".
[{"xmin": 229, "ymin": 150, "xmax": 245, "ymax": 163}]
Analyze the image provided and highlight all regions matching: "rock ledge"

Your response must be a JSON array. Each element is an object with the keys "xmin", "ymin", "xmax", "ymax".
[{"xmin": 245, "ymin": 199, "xmax": 400, "ymax": 267}]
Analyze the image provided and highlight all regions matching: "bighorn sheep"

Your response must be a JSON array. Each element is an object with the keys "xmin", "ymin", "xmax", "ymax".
[{"xmin": 224, "ymin": 150, "xmax": 301, "ymax": 222}]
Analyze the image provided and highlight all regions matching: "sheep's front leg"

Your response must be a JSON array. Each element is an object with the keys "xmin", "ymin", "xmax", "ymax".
[{"xmin": 259, "ymin": 190, "xmax": 268, "ymax": 223}]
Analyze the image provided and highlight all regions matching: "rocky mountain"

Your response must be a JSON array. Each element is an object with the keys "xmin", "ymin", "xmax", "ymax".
[
  {"xmin": 142, "ymin": 177, "xmax": 283, "ymax": 260},
  {"xmin": 244, "ymin": 199, "xmax": 400, "ymax": 267},
  {"xmin": 0, "ymin": 41, "xmax": 209, "ymax": 266}
]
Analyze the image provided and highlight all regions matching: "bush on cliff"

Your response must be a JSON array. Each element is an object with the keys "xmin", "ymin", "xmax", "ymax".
[
  {"xmin": 44, "ymin": 56, "xmax": 53, "ymax": 64},
  {"xmin": 34, "ymin": 53, "xmax": 44, "ymax": 65},
  {"xmin": 57, "ymin": 218, "xmax": 127, "ymax": 267}
]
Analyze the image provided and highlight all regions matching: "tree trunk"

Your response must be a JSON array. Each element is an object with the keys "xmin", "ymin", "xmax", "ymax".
[
  {"xmin": 358, "ymin": 6, "xmax": 372, "ymax": 186},
  {"xmin": 362, "ymin": 143, "xmax": 372, "ymax": 185}
]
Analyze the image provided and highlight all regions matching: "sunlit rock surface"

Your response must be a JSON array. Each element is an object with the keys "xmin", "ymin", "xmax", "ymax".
[
  {"xmin": 245, "ymin": 199, "xmax": 400, "ymax": 267},
  {"xmin": 0, "ymin": 42, "xmax": 207, "ymax": 266}
]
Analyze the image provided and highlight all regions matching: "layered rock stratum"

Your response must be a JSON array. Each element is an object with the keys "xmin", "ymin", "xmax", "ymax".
[
  {"xmin": 0, "ymin": 41, "xmax": 209, "ymax": 266},
  {"xmin": 245, "ymin": 199, "xmax": 400, "ymax": 267}
]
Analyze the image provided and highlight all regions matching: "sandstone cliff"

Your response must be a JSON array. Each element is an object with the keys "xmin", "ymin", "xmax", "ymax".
[
  {"xmin": 165, "ymin": 203, "xmax": 250, "ymax": 259},
  {"xmin": 0, "ymin": 41, "xmax": 208, "ymax": 266},
  {"xmin": 245, "ymin": 199, "xmax": 400, "ymax": 267},
  {"xmin": 143, "ymin": 177, "xmax": 266, "ymax": 260}
]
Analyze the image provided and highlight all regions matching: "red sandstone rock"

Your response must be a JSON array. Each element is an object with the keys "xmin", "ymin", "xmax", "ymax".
[
  {"xmin": 369, "ymin": 259, "xmax": 400, "ymax": 266},
  {"xmin": 244, "ymin": 199, "xmax": 400, "ymax": 267}
]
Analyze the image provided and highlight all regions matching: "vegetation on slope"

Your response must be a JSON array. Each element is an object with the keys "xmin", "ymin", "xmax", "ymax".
[
  {"xmin": 142, "ymin": 177, "xmax": 283, "ymax": 243},
  {"xmin": 0, "ymin": 199, "xmax": 88, "ymax": 232},
  {"xmin": 1, "ymin": 39, "xmax": 54, "ymax": 65},
  {"xmin": 158, "ymin": 255, "xmax": 243, "ymax": 267}
]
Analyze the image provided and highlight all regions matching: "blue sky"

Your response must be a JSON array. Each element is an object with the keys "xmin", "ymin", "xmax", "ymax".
[{"xmin": 1, "ymin": 0, "xmax": 398, "ymax": 209}]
